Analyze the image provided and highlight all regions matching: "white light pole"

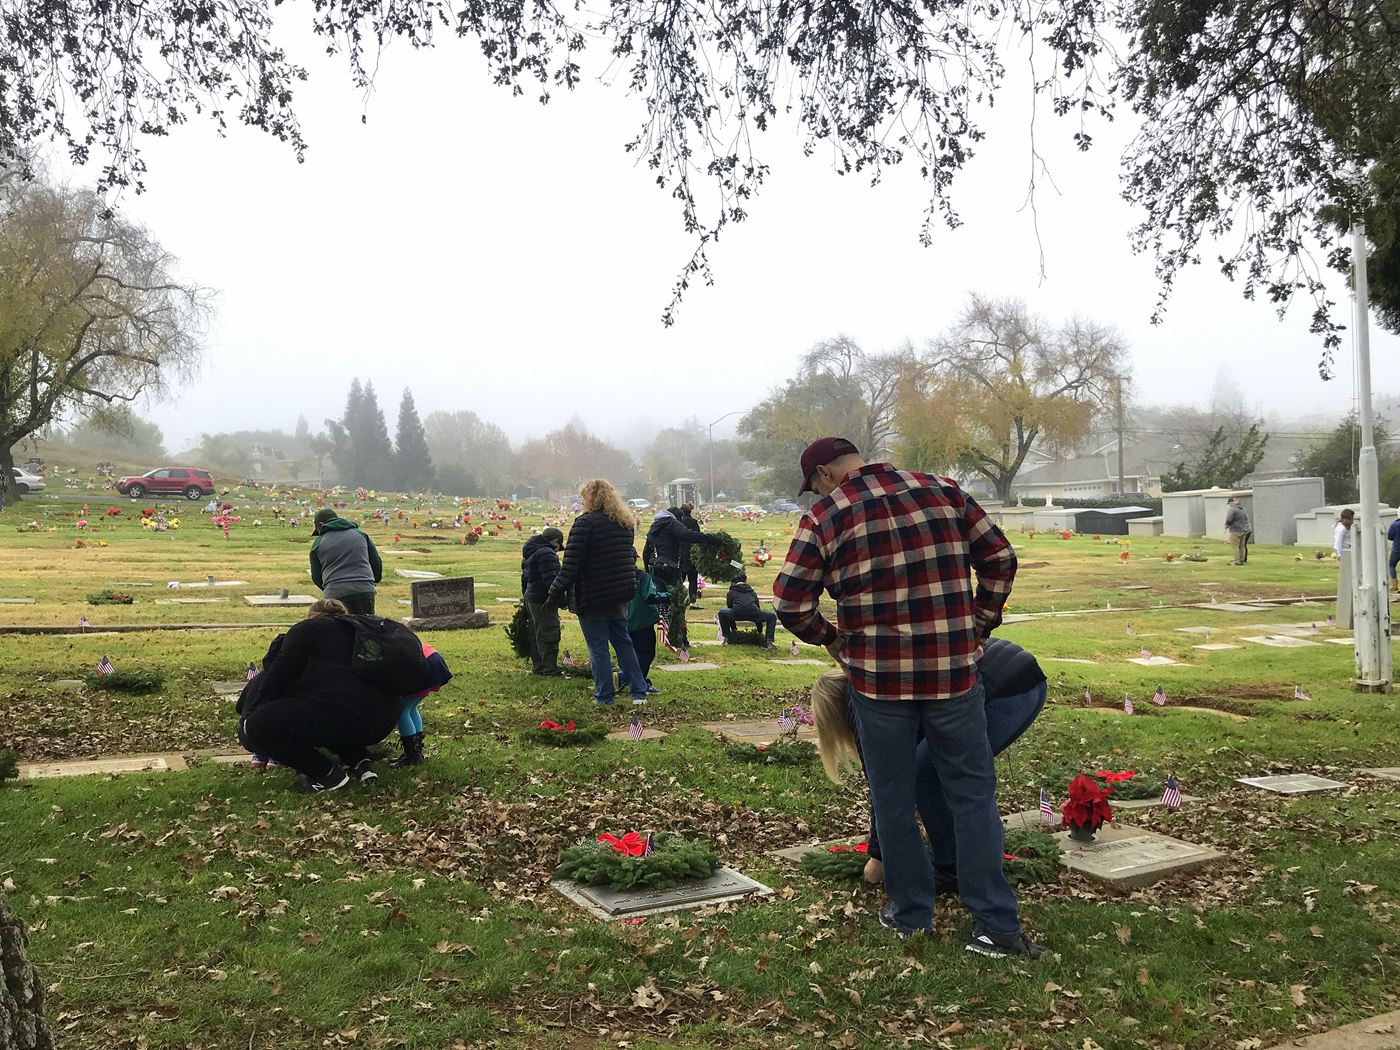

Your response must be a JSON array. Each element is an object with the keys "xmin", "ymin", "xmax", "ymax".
[
  {"xmin": 1351, "ymin": 217, "xmax": 1392, "ymax": 691},
  {"xmin": 707, "ymin": 411, "xmax": 743, "ymax": 506}
]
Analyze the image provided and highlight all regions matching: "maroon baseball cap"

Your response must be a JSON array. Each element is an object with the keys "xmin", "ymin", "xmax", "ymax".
[{"xmin": 797, "ymin": 437, "xmax": 860, "ymax": 496}]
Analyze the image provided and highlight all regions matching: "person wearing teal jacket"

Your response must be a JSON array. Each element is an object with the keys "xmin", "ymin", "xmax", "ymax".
[
  {"xmin": 626, "ymin": 552, "xmax": 667, "ymax": 694},
  {"xmin": 309, "ymin": 509, "xmax": 383, "ymax": 614}
]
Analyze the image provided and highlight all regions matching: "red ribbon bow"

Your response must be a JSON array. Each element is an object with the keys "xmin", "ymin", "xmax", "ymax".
[
  {"xmin": 1095, "ymin": 770, "xmax": 1135, "ymax": 783},
  {"xmin": 597, "ymin": 832, "xmax": 648, "ymax": 856},
  {"xmin": 827, "ymin": 842, "xmax": 870, "ymax": 853},
  {"xmin": 538, "ymin": 720, "xmax": 576, "ymax": 732}
]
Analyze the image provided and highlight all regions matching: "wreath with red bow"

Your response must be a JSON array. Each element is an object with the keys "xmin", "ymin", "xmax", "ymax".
[
  {"xmin": 724, "ymin": 737, "xmax": 817, "ymax": 765},
  {"xmin": 520, "ymin": 719, "xmax": 609, "ymax": 747},
  {"xmin": 556, "ymin": 831, "xmax": 721, "ymax": 890}
]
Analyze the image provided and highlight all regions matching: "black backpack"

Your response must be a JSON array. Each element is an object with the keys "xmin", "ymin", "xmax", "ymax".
[{"xmin": 340, "ymin": 614, "xmax": 429, "ymax": 695}]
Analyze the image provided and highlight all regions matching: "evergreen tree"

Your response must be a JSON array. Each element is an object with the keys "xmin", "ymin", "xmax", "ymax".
[
  {"xmin": 294, "ymin": 415, "xmax": 310, "ymax": 443},
  {"xmin": 394, "ymin": 388, "xmax": 435, "ymax": 492},
  {"xmin": 330, "ymin": 380, "xmax": 365, "ymax": 482},
  {"xmin": 357, "ymin": 382, "xmax": 397, "ymax": 490}
]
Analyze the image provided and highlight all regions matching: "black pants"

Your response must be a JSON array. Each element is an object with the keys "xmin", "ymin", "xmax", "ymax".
[
  {"xmin": 630, "ymin": 627, "xmax": 657, "ymax": 680},
  {"xmin": 686, "ymin": 566, "xmax": 700, "ymax": 603},
  {"xmin": 241, "ymin": 695, "xmax": 398, "ymax": 778},
  {"xmin": 338, "ymin": 592, "xmax": 376, "ymax": 615},
  {"xmin": 718, "ymin": 608, "xmax": 777, "ymax": 644}
]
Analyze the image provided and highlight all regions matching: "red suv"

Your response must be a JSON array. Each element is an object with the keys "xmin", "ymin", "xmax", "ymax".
[{"xmin": 116, "ymin": 468, "xmax": 216, "ymax": 501}]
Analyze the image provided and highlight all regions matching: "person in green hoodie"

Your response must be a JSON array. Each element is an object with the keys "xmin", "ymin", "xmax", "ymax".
[
  {"xmin": 625, "ymin": 549, "xmax": 668, "ymax": 695},
  {"xmin": 309, "ymin": 509, "xmax": 383, "ymax": 614}
]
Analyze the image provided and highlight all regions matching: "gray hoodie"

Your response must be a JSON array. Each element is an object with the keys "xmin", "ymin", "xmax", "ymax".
[{"xmin": 309, "ymin": 517, "xmax": 383, "ymax": 599}]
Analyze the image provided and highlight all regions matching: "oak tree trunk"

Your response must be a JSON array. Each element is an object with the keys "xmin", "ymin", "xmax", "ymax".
[{"xmin": 0, "ymin": 890, "xmax": 53, "ymax": 1050}]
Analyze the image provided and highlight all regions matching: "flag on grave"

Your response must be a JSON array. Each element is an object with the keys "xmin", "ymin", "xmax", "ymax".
[
  {"xmin": 1295, "ymin": 685, "xmax": 1311, "ymax": 700},
  {"xmin": 1160, "ymin": 774, "xmax": 1182, "ymax": 810},
  {"xmin": 1039, "ymin": 788, "xmax": 1055, "ymax": 824},
  {"xmin": 1152, "ymin": 685, "xmax": 1167, "ymax": 707},
  {"xmin": 1126, "ymin": 623, "xmax": 1134, "ymax": 636},
  {"xmin": 628, "ymin": 714, "xmax": 644, "ymax": 740},
  {"xmin": 679, "ymin": 648, "xmax": 691, "ymax": 663},
  {"xmin": 778, "ymin": 709, "xmax": 795, "ymax": 733},
  {"xmin": 97, "ymin": 654, "xmax": 114, "ymax": 676},
  {"xmin": 78, "ymin": 615, "xmax": 90, "ymax": 631},
  {"xmin": 1083, "ymin": 686, "xmax": 1092, "ymax": 704},
  {"xmin": 789, "ymin": 639, "xmax": 800, "ymax": 656},
  {"xmin": 643, "ymin": 832, "xmax": 655, "ymax": 857},
  {"xmin": 246, "ymin": 661, "xmax": 259, "ymax": 681},
  {"xmin": 1140, "ymin": 646, "xmax": 1151, "ymax": 658},
  {"xmin": 1124, "ymin": 693, "xmax": 1135, "ymax": 715}
]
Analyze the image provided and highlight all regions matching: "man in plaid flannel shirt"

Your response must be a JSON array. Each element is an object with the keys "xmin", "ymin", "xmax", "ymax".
[{"xmin": 774, "ymin": 438, "xmax": 1041, "ymax": 957}]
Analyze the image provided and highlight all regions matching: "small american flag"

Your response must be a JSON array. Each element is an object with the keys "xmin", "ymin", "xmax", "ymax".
[
  {"xmin": 78, "ymin": 615, "xmax": 90, "ymax": 631},
  {"xmin": 1126, "ymin": 623, "xmax": 1133, "ymax": 636},
  {"xmin": 777, "ymin": 709, "xmax": 794, "ymax": 733},
  {"xmin": 562, "ymin": 650, "xmax": 574, "ymax": 667},
  {"xmin": 1211, "ymin": 594, "xmax": 1218, "ymax": 605},
  {"xmin": 1310, "ymin": 622, "xmax": 1319, "ymax": 634},
  {"xmin": 657, "ymin": 610, "xmax": 678, "ymax": 653},
  {"xmin": 1106, "ymin": 600, "xmax": 1113, "ymax": 610},
  {"xmin": 1039, "ymin": 788, "xmax": 1055, "ymax": 824},
  {"xmin": 678, "ymin": 648, "xmax": 691, "ymax": 663},
  {"xmin": 1152, "ymin": 685, "xmax": 1167, "ymax": 707},
  {"xmin": 789, "ymin": 640, "xmax": 799, "ymax": 656},
  {"xmin": 1083, "ymin": 686, "xmax": 1092, "ymax": 704},
  {"xmin": 96, "ymin": 654, "xmax": 114, "ymax": 676},
  {"xmin": 628, "ymin": 714, "xmax": 644, "ymax": 740},
  {"xmin": 1327, "ymin": 614, "xmax": 1335, "ymax": 626},
  {"xmin": 1295, "ymin": 684, "xmax": 1311, "ymax": 700},
  {"xmin": 246, "ymin": 661, "xmax": 259, "ymax": 681},
  {"xmin": 1123, "ymin": 693, "xmax": 1135, "ymax": 715},
  {"xmin": 643, "ymin": 832, "xmax": 655, "ymax": 857},
  {"xmin": 1139, "ymin": 645, "xmax": 1151, "ymax": 658},
  {"xmin": 1160, "ymin": 774, "xmax": 1182, "ymax": 810}
]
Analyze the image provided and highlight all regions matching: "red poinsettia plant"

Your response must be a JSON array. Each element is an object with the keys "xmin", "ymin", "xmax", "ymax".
[{"xmin": 1062, "ymin": 774, "xmax": 1114, "ymax": 833}]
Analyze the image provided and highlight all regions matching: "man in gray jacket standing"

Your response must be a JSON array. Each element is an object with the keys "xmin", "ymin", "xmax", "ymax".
[
  {"xmin": 1225, "ymin": 497, "xmax": 1252, "ymax": 566},
  {"xmin": 310, "ymin": 509, "xmax": 384, "ymax": 613}
]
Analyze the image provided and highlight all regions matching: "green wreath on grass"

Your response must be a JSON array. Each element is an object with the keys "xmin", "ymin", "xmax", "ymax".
[
  {"xmin": 0, "ymin": 748, "xmax": 17, "ymax": 784},
  {"xmin": 504, "ymin": 603, "xmax": 533, "ymax": 660},
  {"xmin": 86, "ymin": 588, "xmax": 134, "ymax": 605},
  {"xmin": 724, "ymin": 737, "xmax": 817, "ymax": 765},
  {"xmin": 799, "ymin": 841, "xmax": 870, "ymax": 879},
  {"xmin": 86, "ymin": 670, "xmax": 165, "ymax": 694},
  {"xmin": 520, "ymin": 720, "xmax": 609, "ymax": 747},
  {"xmin": 556, "ymin": 831, "xmax": 721, "ymax": 890},
  {"xmin": 798, "ymin": 828, "xmax": 1061, "ymax": 885},
  {"xmin": 690, "ymin": 530, "xmax": 745, "ymax": 584}
]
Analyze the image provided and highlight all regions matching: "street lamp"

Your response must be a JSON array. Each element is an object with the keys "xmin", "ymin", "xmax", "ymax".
[{"xmin": 708, "ymin": 410, "xmax": 744, "ymax": 506}]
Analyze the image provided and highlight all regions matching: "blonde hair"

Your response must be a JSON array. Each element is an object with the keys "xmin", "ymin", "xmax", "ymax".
[
  {"xmin": 307, "ymin": 597, "xmax": 348, "ymax": 619},
  {"xmin": 580, "ymin": 479, "xmax": 636, "ymax": 529},
  {"xmin": 811, "ymin": 670, "xmax": 862, "ymax": 784}
]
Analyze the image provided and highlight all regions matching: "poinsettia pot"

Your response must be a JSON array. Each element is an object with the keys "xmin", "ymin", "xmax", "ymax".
[{"xmin": 1066, "ymin": 822, "xmax": 1097, "ymax": 844}]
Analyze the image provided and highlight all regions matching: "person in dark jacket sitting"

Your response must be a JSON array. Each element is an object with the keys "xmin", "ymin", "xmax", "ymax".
[
  {"xmin": 643, "ymin": 506, "xmax": 722, "ymax": 592},
  {"xmin": 521, "ymin": 527, "xmax": 565, "ymax": 675},
  {"xmin": 718, "ymin": 573, "xmax": 778, "ymax": 648},
  {"xmin": 811, "ymin": 637, "xmax": 1048, "ymax": 892},
  {"xmin": 547, "ymin": 480, "xmax": 649, "ymax": 705},
  {"xmin": 237, "ymin": 599, "xmax": 407, "ymax": 793}
]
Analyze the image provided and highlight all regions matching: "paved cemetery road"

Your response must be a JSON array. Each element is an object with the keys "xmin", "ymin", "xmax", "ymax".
[{"xmin": 12, "ymin": 491, "xmax": 199, "ymax": 505}]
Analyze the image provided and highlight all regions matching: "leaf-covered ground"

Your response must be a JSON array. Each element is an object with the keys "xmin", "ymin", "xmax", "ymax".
[{"xmin": 1, "ymin": 490, "xmax": 1398, "ymax": 1049}]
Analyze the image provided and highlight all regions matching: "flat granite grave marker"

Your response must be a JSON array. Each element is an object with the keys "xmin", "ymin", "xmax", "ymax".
[
  {"xmin": 654, "ymin": 661, "xmax": 720, "ymax": 672},
  {"xmin": 1045, "ymin": 657, "xmax": 1097, "ymax": 665},
  {"xmin": 19, "ymin": 753, "xmax": 189, "ymax": 779},
  {"xmin": 773, "ymin": 659, "xmax": 827, "ymax": 666},
  {"xmin": 396, "ymin": 568, "xmax": 444, "ymax": 580},
  {"xmin": 211, "ymin": 681, "xmax": 244, "ymax": 696},
  {"xmin": 406, "ymin": 576, "xmax": 489, "ymax": 629},
  {"xmin": 1058, "ymin": 830, "xmax": 1222, "ymax": 889},
  {"xmin": 1194, "ymin": 602, "xmax": 1270, "ymax": 612},
  {"xmin": 1241, "ymin": 635, "xmax": 1323, "ymax": 648},
  {"xmin": 1237, "ymin": 773, "xmax": 1347, "ymax": 794},
  {"xmin": 1258, "ymin": 1010, "xmax": 1400, "ymax": 1050},
  {"xmin": 0, "ymin": 598, "xmax": 34, "ymax": 604},
  {"xmin": 553, "ymin": 866, "xmax": 773, "ymax": 920},
  {"xmin": 1120, "ymin": 584, "xmax": 1151, "ymax": 591},
  {"xmin": 770, "ymin": 837, "xmax": 866, "ymax": 864},
  {"xmin": 605, "ymin": 726, "xmax": 670, "ymax": 742},
  {"xmin": 246, "ymin": 594, "xmax": 316, "ymax": 607},
  {"xmin": 1194, "ymin": 643, "xmax": 1243, "ymax": 651},
  {"xmin": 156, "ymin": 598, "xmax": 227, "ymax": 605},
  {"xmin": 1361, "ymin": 768, "xmax": 1400, "ymax": 781},
  {"xmin": 1175, "ymin": 626, "xmax": 1217, "ymax": 635},
  {"xmin": 1326, "ymin": 637, "xmax": 1357, "ymax": 646},
  {"xmin": 106, "ymin": 581, "xmax": 153, "ymax": 587},
  {"xmin": 1128, "ymin": 655, "xmax": 1181, "ymax": 667}
]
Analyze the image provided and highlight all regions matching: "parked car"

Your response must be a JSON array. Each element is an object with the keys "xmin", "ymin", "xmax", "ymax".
[
  {"xmin": 115, "ymin": 467, "xmax": 216, "ymax": 500},
  {"xmin": 766, "ymin": 499, "xmax": 801, "ymax": 514},
  {"xmin": 626, "ymin": 498, "xmax": 652, "ymax": 510},
  {"xmin": 11, "ymin": 467, "xmax": 44, "ymax": 493},
  {"xmin": 730, "ymin": 504, "xmax": 765, "ymax": 516}
]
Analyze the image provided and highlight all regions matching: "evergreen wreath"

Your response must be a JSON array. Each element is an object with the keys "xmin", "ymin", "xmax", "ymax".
[
  {"xmin": 689, "ymin": 530, "xmax": 745, "ymax": 584},
  {"xmin": 799, "ymin": 841, "xmax": 870, "ymax": 879},
  {"xmin": 0, "ymin": 748, "xmax": 17, "ymax": 784},
  {"xmin": 86, "ymin": 588, "xmax": 135, "ymax": 605},
  {"xmin": 556, "ymin": 832, "xmax": 721, "ymax": 890},
  {"xmin": 1000, "ymin": 828, "xmax": 1061, "ymax": 886},
  {"xmin": 504, "ymin": 603, "xmax": 533, "ymax": 660},
  {"xmin": 724, "ymin": 737, "xmax": 818, "ymax": 765},
  {"xmin": 520, "ymin": 720, "xmax": 609, "ymax": 747},
  {"xmin": 86, "ymin": 670, "xmax": 165, "ymax": 693}
]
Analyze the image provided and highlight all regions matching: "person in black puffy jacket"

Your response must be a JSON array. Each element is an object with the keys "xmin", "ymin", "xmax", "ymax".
[
  {"xmin": 719, "ymin": 573, "xmax": 778, "ymax": 647},
  {"xmin": 644, "ymin": 506, "xmax": 722, "ymax": 590},
  {"xmin": 547, "ymin": 480, "xmax": 649, "ymax": 705},
  {"xmin": 521, "ymin": 528, "xmax": 565, "ymax": 675},
  {"xmin": 237, "ymin": 599, "xmax": 404, "ymax": 794}
]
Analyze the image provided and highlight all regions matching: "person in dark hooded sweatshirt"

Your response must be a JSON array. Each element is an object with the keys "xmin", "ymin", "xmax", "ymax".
[
  {"xmin": 309, "ymin": 509, "xmax": 383, "ymax": 614},
  {"xmin": 719, "ymin": 572, "xmax": 778, "ymax": 647},
  {"xmin": 643, "ymin": 505, "xmax": 722, "ymax": 591},
  {"xmin": 677, "ymin": 503, "xmax": 703, "ymax": 603},
  {"xmin": 521, "ymin": 527, "xmax": 565, "ymax": 675}
]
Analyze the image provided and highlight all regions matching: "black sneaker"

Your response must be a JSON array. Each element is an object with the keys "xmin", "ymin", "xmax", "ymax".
[
  {"xmin": 351, "ymin": 758, "xmax": 379, "ymax": 783},
  {"xmin": 966, "ymin": 927, "xmax": 1045, "ymax": 959},
  {"xmin": 878, "ymin": 903, "xmax": 928, "ymax": 940},
  {"xmin": 294, "ymin": 765, "xmax": 350, "ymax": 795}
]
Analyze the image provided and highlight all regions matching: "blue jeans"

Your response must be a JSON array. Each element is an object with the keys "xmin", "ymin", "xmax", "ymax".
[
  {"xmin": 578, "ymin": 616, "xmax": 648, "ymax": 703},
  {"xmin": 916, "ymin": 679, "xmax": 1048, "ymax": 869},
  {"xmin": 850, "ymin": 679, "xmax": 1021, "ymax": 936}
]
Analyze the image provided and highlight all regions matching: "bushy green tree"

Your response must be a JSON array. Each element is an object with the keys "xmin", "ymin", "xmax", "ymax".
[
  {"xmin": 1160, "ymin": 423, "xmax": 1270, "ymax": 492},
  {"xmin": 1296, "ymin": 413, "xmax": 1393, "ymax": 504},
  {"xmin": 393, "ymin": 388, "xmax": 434, "ymax": 492}
]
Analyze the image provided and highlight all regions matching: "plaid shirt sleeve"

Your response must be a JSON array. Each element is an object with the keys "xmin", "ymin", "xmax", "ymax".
[
  {"xmin": 772, "ymin": 515, "xmax": 840, "ymax": 646},
  {"xmin": 960, "ymin": 493, "xmax": 1017, "ymax": 636}
]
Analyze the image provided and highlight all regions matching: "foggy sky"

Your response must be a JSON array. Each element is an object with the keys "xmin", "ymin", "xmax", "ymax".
[{"xmin": 79, "ymin": 18, "xmax": 1400, "ymax": 455}]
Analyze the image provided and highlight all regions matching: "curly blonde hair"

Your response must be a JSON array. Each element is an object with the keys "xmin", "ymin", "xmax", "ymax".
[{"xmin": 580, "ymin": 479, "xmax": 636, "ymax": 529}]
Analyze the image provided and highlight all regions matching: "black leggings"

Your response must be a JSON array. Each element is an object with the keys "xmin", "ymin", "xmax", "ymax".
[
  {"xmin": 242, "ymin": 695, "xmax": 398, "ymax": 778},
  {"xmin": 630, "ymin": 627, "xmax": 657, "ymax": 680}
]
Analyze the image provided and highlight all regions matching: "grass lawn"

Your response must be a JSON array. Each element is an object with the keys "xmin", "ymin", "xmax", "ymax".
[{"xmin": 1, "ymin": 488, "xmax": 1398, "ymax": 1049}]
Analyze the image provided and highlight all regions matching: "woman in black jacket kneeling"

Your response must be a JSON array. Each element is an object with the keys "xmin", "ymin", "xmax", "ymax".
[
  {"xmin": 238, "ymin": 599, "xmax": 404, "ymax": 793},
  {"xmin": 547, "ymin": 479, "xmax": 649, "ymax": 705}
]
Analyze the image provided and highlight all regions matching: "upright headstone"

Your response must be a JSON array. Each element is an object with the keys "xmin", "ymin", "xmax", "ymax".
[{"xmin": 406, "ymin": 576, "xmax": 489, "ymax": 630}]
